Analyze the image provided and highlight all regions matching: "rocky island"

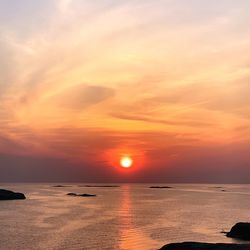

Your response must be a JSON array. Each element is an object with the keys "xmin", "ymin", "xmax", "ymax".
[
  {"xmin": 67, "ymin": 193, "xmax": 96, "ymax": 197},
  {"xmin": 52, "ymin": 185, "xmax": 72, "ymax": 187},
  {"xmin": 227, "ymin": 222, "xmax": 250, "ymax": 241},
  {"xmin": 0, "ymin": 189, "xmax": 26, "ymax": 200}
]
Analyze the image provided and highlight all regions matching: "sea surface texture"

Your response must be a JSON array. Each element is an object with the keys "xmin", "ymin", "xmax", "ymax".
[{"xmin": 0, "ymin": 184, "xmax": 249, "ymax": 250}]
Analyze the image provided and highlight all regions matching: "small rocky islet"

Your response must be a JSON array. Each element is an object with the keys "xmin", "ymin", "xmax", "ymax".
[
  {"xmin": 0, "ymin": 189, "xmax": 26, "ymax": 200},
  {"xmin": 67, "ymin": 193, "xmax": 96, "ymax": 197},
  {"xmin": 52, "ymin": 185, "xmax": 72, "ymax": 188},
  {"xmin": 226, "ymin": 222, "xmax": 250, "ymax": 241}
]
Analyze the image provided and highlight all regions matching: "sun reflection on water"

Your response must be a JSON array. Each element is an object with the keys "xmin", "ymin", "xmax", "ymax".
[{"xmin": 118, "ymin": 185, "xmax": 158, "ymax": 250}]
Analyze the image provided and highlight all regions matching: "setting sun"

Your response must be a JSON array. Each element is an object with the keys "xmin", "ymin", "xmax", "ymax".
[{"xmin": 120, "ymin": 156, "xmax": 133, "ymax": 168}]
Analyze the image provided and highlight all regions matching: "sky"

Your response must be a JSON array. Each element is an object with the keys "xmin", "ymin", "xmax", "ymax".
[{"xmin": 0, "ymin": 0, "xmax": 250, "ymax": 183}]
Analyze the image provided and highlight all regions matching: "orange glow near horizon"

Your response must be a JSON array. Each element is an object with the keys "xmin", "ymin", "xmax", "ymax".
[{"xmin": 104, "ymin": 147, "xmax": 146, "ymax": 172}]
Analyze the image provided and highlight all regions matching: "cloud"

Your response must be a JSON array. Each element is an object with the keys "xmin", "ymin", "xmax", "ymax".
[
  {"xmin": 53, "ymin": 84, "xmax": 115, "ymax": 110},
  {"xmin": 145, "ymin": 79, "xmax": 250, "ymax": 117},
  {"xmin": 0, "ymin": 0, "xmax": 250, "ymax": 182},
  {"xmin": 110, "ymin": 112, "xmax": 212, "ymax": 127}
]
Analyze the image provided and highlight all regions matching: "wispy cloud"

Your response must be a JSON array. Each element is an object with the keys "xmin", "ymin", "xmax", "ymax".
[
  {"xmin": 52, "ymin": 84, "xmax": 115, "ymax": 110},
  {"xmin": 0, "ymin": 0, "xmax": 250, "ymax": 181}
]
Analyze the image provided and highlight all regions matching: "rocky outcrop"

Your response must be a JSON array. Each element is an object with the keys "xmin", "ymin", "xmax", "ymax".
[
  {"xmin": 227, "ymin": 222, "xmax": 250, "ymax": 240},
  {"xmin": 67, "ymin": 193, "xmax": 77, "ymax": 196},
  {"xmin": 0, "ymin": 189, "xmax": 26, "ymax": 200},
  {"xmin": 160, "ymin": 242, "xmax": 250, "ymax": 250},
  {"xmin": 52, "ymin": 185, "xmax": 71, "ymax": 187},
  {"xmin": 150, "ymin": 186, "xmax": 173, "ymax": 189},
  {"xmin": 78, "ymin": 193, "xmax": 96, "ymax": 197},
  {"xmin": 67, "ymin": 193, "xmax": 96, "ymax": 197}
]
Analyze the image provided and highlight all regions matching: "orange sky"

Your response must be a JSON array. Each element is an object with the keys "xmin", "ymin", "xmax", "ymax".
[{"xmin": 0, "ymin": 0, "xmax": 250, "ymax": 182}]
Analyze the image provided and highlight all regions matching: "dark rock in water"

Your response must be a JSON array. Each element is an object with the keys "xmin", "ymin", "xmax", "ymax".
[
  {"xmin": 221, "ymin": 190, "xmax": 227, "ymax": 192},
  {"xmin": 79, "ymin": 193, "xmax": 96, "ymax": 197},
  {"xmin": 220, "ymin": 230, "xmax": 227, "ymax": 234},
  {"xmin": 80, "ymin": 185, "xmax": 119, "ymax": 188},
  {"xmin": 227, "ymin": 222, "xmax": 250, "ymax": 240},
  {"xmin": 0, "ymin": 189, "xmax": 26, "ymax": 200},
  {"xmin": 160, "ymin": 242, "xmax": 250, "ymax": 250},
  {"xmin": 53, "ymin": 185, "xmax": 71, "ymax": 187},
  {"xmin": 67, "ymin": 193, "xmax": 77, "ymax": 196},
  {"xmin": 150, "ymin": 186, "xmax": 173, "ymax": 189},
  {"xmin": 67, "ymin": 193, "xmax": 96, "ymax": 197}
]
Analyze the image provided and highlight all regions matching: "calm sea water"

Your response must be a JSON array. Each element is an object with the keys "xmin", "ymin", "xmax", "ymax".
[{"xmin": 0, "ymin": 183, "xmax": 250, "ymax": 250}]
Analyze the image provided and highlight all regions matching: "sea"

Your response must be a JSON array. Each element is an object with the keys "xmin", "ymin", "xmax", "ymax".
[{"xmin": 0, "ymin": 183, "xmax": 250, "ymax": 250}]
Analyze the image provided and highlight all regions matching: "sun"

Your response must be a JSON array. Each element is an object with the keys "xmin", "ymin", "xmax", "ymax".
[{"xmin": 120, "ymin": 156, "xmax": 133, "ymax": 168}]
